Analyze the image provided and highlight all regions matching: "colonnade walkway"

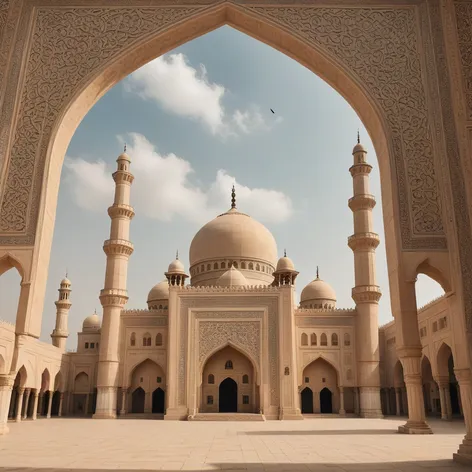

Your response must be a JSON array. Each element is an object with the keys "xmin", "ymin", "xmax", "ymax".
[{"xmin": 0, "ymin": 417, "xmax": 468, "ymax": 471}]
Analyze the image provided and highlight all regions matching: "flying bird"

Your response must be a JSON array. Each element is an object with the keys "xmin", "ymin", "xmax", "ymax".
[{"xmin": 270, "ymin": 108, "xmax": 275, "ymax": 114}]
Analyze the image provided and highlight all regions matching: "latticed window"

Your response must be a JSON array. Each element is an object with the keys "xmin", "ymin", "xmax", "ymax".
[
  {"xmin": 344, "ymin": 333, "xmax": 351, "ymax": 346},
  {"xmin": 242, "ymin": 374, "xmax": 249, "ymax": 384},
  {"xmin": 331, "ymin": 333, "xmax": 338, "ymax": 346},
  {"xmin": 301, "ymin": 333, "xmax": 308, "ymax": 346},
  {"xmin": 243, "ymin": 395, "xmax": 249, "ymax": 405},
  {"xmin": 310, "ymin": 333, "xmax": 317, "ymax": 346},
  {"xmin": 155, "ymin": 333, "xmax": 163, "ymax": 346},
  {"xmin": 130, "ymin": 333, "xmax": 136, "ymax": 346},
  {"xmin": 208, "ymin": 374, "xmax": 215, "ymax": 384},
  {"xmin": 320, "ymin": 333, "xmax": 328, "ymax": 346},
  {"xmin": 225, "ymin": 360, "xmax": 233, "ymax": 370},
  {"xmin": 207, "ymin": 396, "xmax": 213, "ymax": 405}
]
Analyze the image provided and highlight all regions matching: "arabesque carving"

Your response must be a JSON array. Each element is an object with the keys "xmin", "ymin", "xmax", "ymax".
[
  {"xmin": 251, "ymin": 6, "xmax": 445, "ymax": 247},
  {"xmin": 198, "ymin": 320, "xmax": 260, "ymax": 364}
]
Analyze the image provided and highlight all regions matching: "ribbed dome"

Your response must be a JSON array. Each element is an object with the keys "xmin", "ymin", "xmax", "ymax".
[
  {"xmin": 301, "ymin": 277, "xmax": 337, "ymax": 304},
  {"xmin": 167, "ymin": 258, "xmax": 185, "ymax": 274},
  {"xmin": 147, "ymin": 280, "xmax": 169, "ymax": 303},
  {"xmin": 217, "ymin": 266, "xmax": 248, "ymax": 287},
  {"xmin": 82, "ymin": 313, "xmax": 101, "ymax": 332},
  {"xmin": 276, "ymin": 256, "xmax": 295, "ymax": 272},
  {"xmin": 189, "ymin": 208, "xmax": 277, "ymax": 268}
]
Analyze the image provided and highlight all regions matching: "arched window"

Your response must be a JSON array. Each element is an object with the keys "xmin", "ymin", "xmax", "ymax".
[
  {"xmin": 249, "ymin": 262, "xmax": 254, "ymax": 270},
  {"xmin": 214, "ymin": 262, "xmax": 219, "ymax": 269},
  {"xmin": 241, "ymin": 262, "xmax": 246, "ymax": 269},
  {"xmin": 201, "ymin": 264, "xmax": 204, "ymax": 272},
  {"xmin": 310, "ymin": 333, "xmax": 317, "ymax": 346},
  {"xmin": 225, "ymin": 360, "xmax": 233, "ymax": 370},
  {"xmin": 324, "ymin": 303, "xmax": 328, "ymax": 309},
  {"xmin": 130, "ymin": 332, "xmax": 136, "ymax": 347},
  {"xmin": 256, "ymin": 264, "xmax": 260, "ymax": 271},
  {"xmin": 221, "ymin": 262, "xmax": 226, "ymax": 269},
  {"xmin": 262, "ymin": 266, "xmax": 265, "ymax": 272},
  {"xmin": 320, "ymin": 333, "xmax": 328, "ymax": 346},
  {"xmin": 158, "ymin": 304, "xmax": 163, "ymax": 309},
  {"xmin": 208, "ymin": 374, "xmax": 215, "ymax": 384},
  {"xmin": 155, "ymin": 333, "xmax": 163, "ymax": 346},
  {"xmin": 207, "ymin": 264, "xmax": 211, "ymax": 271},
  {"xmin": 344, "ymin": 333, "xmax": 351, "ymax": 347},
  {"xmin": 301, "ymin": 333, "xmax": 308, "ymax": 346},
  {"xmin": 233, "ymin": 261, "xmax": 238, "ymax": 268},
  {"xmin": 242, "ymin": 374, "xmax": 249, "ymax": 384},
  {"xmin": 331, "ymin": 333, "xmax": 338, "ymax": 346},
  {"xmin": 143, "ymin": 333, "xmax": 151, "ymax": 347}
]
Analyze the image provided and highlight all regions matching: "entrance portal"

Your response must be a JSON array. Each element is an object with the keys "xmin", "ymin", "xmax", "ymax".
[
  {"xmin": 301, "ymin": 387, "xmax": 314, "ymax": 414},
  {"xmin": 131, "ymin": 387, "xmax": 145, "ymax": 413},
  {"xmin": 219, "ymin": 378, "xmax": 237, "ymax": 413},
  {"xmin": 320, "ymin": 388, "xmax": 333, "ymax": 413},
  {"xmin": 152, "ymin": 388, "xmax": 165, "ymax": 414}
]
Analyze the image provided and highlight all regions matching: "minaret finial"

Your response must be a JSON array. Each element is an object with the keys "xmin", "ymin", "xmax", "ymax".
[
  {"xmin": 65, "ymin": 268, "xmax": 68, "ymax": 278},
  {"xmin": 176, "ymin": 250, "xmax": 179, "ymax": 260},
  {"xmin": 124, "ymin": 143, "xmax": 127, "ymax": 153},
  {"xmin": 357, "ymin": 129, "xmax": 360, "ymax": 144},
  {"xmin": 231, "ymin": 185, "xmax": 236, "ymax": 209},
  {"xmin": 316, "ymin": 266, "xmax": 319, "ymax": 279},
  {"xmin": 284, "ymin": 248, "xmax": 287, "ymax": 257}
]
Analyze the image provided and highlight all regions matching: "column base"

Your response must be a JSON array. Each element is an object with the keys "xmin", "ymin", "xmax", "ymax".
[
  {"xmin": 92, "ymin": 412, "xmax": 117, "ymax": 419},
  {"xmin": 93, "ymin": 386, "xmax": 117, "ymax": 419},
  {"xmin": 279, "ymin": 408, "xmax": 304, "ymax": 420},
  {"xmin": 339, "ymin": 409, "xmax": 346, "ymax": 417},
  {"xmin": 0, "ymin": 422, "xmax": 9, "ymax": 435},
  {"xmin": 398, "ymin": 420, "xmax": 433, "ymax": 434},
  {"xmin": 359, "ymin": 409, "xmax": 383, "ymax": 418},
  {"xmin": 164, "ymin": 407, "xmax": 188, "ymax": 420},
  {"xmin": 453, "ymin": 435, "xmax": 472, "ymax": 466}
]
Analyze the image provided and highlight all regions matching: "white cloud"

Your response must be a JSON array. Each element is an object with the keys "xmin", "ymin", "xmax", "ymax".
[
  {"xmin": 124, "ymin": 54, "xmax": 281, "ymax": 137},
  {"xmin": 65, "ymin": 133, "xmax": 293, "ymax": 225}
]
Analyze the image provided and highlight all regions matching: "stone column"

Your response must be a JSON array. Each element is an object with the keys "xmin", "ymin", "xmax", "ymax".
[
  {"xmin": 120, "ymin": 387, "xmax": 127, "ymax": 416},
  {"xmin": 58, "ymin": 392, "xmax": 64, "ymax": 417},
  {"xmin": 395, "ymin": 388, "xmax": 402, "ymax": 416},
  {"xmin": 37, "ymin": 391, "xmax": 44, "ymax": 417},
  {"xmin": 402, "ymin": 387, "xmax": 409, "ymax": 415},
  {"xmin": 453, "ymin": 368, "xmax": 472, "ymax": 465},
  {"xmin": 23, "ymin": 388, "xmax": 31, "ymax": 419},
  {"xmin": 397, "ymin": 353, "xmax": 432, "ymax": 434},
  {"xmin": 0, "ymin": 375, "xmax": 14, "ymax": 434},
  {"xmin": 445, "ymin": 386, "xmax": 453, "ymax": 419},
  {"xmin": 339, "ymin": 387, "xmax": 346, "ymax": 416},
  {"xmin": 85, "ymin": 393, "xmax": 90, "ymax": 415},
  {"xmin": 32, "ymin": 390, "xmax": 39, "ymax": 420},
  {"xmin": 144, "ymin": 391, "xmax": 151, "ymax": 413},
  {"xmin": 46, "ymin": 391, "xmax": 53, "ymax": 418},
  {"xmin": 15, "ymin": 388, "xmax": 24, "ymax": 422},
  {"xmin": 458, "ymin": 388, "xmax": 463, "ymax": 416}
]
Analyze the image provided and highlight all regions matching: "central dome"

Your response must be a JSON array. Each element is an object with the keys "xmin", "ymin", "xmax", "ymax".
[{"xmin": 189, "ymin": 208, "xmax": 277, "ymax": 267}]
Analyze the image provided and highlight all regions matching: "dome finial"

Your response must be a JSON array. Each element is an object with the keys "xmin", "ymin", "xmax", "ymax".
[
  {"xmin": 124, "ymin": 143, "xmax": 127, "ymax": 153},
  {"xmin": 176, "ymin": 249, "xmax": 179, "ymax": 260},
  {"xmin": 284, "ymin": 248, "xmax": 287, "ymax": 257},
  {"xmin": 65, "ymin": 267, "xmax": 68, "ymax": 278},
  {"xmin": 231, "ymin": 185, "xmax": 236, "ymax": 209},
  {"xmin": 357, "ymin": 129, "xmax": 360, "ymax": 144},
  {"xmin": 316, "ymin": 266, "xmax": 319, "ymax": 279}
]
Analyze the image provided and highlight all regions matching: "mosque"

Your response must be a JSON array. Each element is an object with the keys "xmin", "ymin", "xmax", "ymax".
[{"xmin": 1, "ymin": 139, "xmax": 463, "ymax": 430}]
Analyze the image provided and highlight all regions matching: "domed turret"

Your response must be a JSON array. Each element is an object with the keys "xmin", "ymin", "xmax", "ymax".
[
  {"xmin": 82, "ymin": 311, "xmax": 101, "ymax": 332},
  {"xmin": 189, "ymin": 186, "xmax": 277, "ymax": 286},
  {"xmin": 165, "ymin": 251, "xmax": 188, "ymax": 287},
  {"xmin": 216, "ymin": 265, "xmax": 248, "ymax": 287},
  {"xmin": 300, "ymin": 268, "xmax": 336, "ymax": 309},
  {"xmin": 147, "ymin": 280, "xmax": 169, "ymax": 310},
  {"xmin": 272, "ymin": 250, "xmax": 299, "ymax": 286}
]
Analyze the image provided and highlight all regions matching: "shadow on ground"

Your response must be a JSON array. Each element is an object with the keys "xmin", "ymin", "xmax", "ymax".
[{"xmin": 0, "ymin": 460, "xmax": 468, "ymax": 471}]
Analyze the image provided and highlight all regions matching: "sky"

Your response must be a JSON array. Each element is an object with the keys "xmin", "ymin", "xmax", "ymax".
[{"xmin": 0, "ymin": 26, "xmax": 444, "ymax": 349}]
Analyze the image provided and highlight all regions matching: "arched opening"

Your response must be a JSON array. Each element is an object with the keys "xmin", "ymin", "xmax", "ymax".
[
  {"xmin": 129, "ymin": 359, "xmax": 165, "ymax": 416},
  {"xmin": 436, "ymin": 343, "xmax": 462, "ymax": 419},
  {"xmin": 302, "ymin": 358, "xmax": 340, "ymax": 414},
  {"xmin": 132, "ymin": 387, "xmax": 145, "ymax": 414},
  {"xmin": 201, "ymin": 345, "xmax": 256, "ymax": 414},
  {"xmin": 421, "ymin": 356, "xmax": 436, "ymax": 417},
  {"xmin": 152, "ymin": 388, "xmax": 165, "ymax": 414},
  {"xmin": 219, "ymin": 378, "xmax": 238, "ymax": 413},
  {"xmin": 0, "ymin": 255, "xmax": 25, "ymax": 333},
  {"xmin": 51, "ymin": 391, "xmax": 61, "ymax": 416},
  {"xmin": 300, "ymin": 387, "xmax": 314, "ymax": 414},
  {"xmin": 393, "ymin": 361, "xmax": 407, "ymax": 416},
  {"xmin": 8, "ymin": 366, "xmax": 27, "ymax": 419},
  {"xmin": 320, "ymin": 387, "xmax": 333, "ymax": 414},
  {"xmin": 72, "ymin": 372, "xmax": 90, "ymax": 416}
]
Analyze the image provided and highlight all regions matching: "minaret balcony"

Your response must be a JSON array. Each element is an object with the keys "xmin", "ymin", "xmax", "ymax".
[
  {"xmin": 54, "ymin": 300, "xmax": 72, "ymax": 309},
  {"xmin": 103, "ymin": 239, "xmax": 134, "ymax": 256},
  {"xmin": 352, "ymin": 285, "xmax": 382, "ymax": 304},
  {"xmin": 348, "ymin": 194, "xmax": 376, "ymax": 212},
  {"xmin": 51, "ymin": 329, "xmax": 69, "ymax": 337},
  {"xmin": 349, "ymin": 163, "xmax": 372, "ymax": 176},
  {"xmin": 112, "ymin": 170, "xmax": 134, "ymax": 184},
  {"xmin": 100, "ymin": 288, "xmax": 129, "ymax": 307},
  {"xmin": 108, "ymin": 204, "xmax": 135, "ymax": 220},
  {"xmin": 348, "ymin": 232, "xmax": 380, "ymax": 251}
]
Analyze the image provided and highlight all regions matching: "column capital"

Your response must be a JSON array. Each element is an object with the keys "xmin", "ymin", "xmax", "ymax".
[
  {"xmin": 434, "ymin": 375, "xmax": 450, "ymax": 387},
  {"xmin": 396, "ymin": 346, "xmax": 423, "ymax": 360},
  {"xmin": 0, "ymin": 375, "xmax": 14, "ymax": 388},
  {"xmin": 454, "ymin": 368, "xmax": 472, "ymax": 384},
  {"xmin": 17, "ymin": 387, "xmax": 25, "ymax": 394}
]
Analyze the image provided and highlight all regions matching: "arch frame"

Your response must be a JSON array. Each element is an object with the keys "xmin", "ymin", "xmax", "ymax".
[
  {"xmin": 0, "ymin": 0, "xmax": 454, "ymax": 342},
  {"xmin": 299, "ymin": 354, "xmax": 341, "ymax": 387},
  {"xmin": 125, "ymin": 356, "xmax": 165, "ymax": 388}
]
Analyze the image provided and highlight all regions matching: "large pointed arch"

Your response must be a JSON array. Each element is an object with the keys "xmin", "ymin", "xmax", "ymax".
[
  {"xmin": 200, "ymin": 340, "xmax": 260, "ymax": 385},
  {"xmin": 300, "ymin": 354, "xmax": 340, "ymax": 385}
]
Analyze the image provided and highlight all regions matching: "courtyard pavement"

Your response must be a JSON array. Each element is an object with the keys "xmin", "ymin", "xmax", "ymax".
[{"xmin": 0, "ymin": 416, "xmax": 468, "ymax": 471}]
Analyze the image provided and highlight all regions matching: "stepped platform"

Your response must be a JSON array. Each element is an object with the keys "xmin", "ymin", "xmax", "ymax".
[
  {"xmin": 121, "ymin": 413, "xmax": 164, "ymax": 420},
  {"xmin": 188, "ymin": 412, "xmax": 265, "ymax": 421}
]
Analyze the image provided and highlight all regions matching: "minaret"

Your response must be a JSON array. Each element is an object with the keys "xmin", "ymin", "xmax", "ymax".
[
  {"xmin": 94, "ymin": 145, "xmax": 134, "ymax": 419},
  {"xmin": 348, "ymin": 133, "xmax": 383, "ymax": 418},
  {"xmin": 51, "ymin": 275, "xmax": 71, "ymax": 350}
]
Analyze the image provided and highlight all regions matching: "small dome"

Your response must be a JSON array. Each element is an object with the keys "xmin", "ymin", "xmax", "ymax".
[
  {"xmin": 276, "ymin": 256, "xmax": 295, "ymax": 272},
  {"xmin": 82, "ymin": 313, "xmax": 101, "ymax": 332},
  {"xmin": 60, "ymin": 277, "xmax": 71, "ymax": 286},
  {"xmin": 147, "ymin": 280, "xmax": 169, "ymax": 303},
  {"xmin": 301, "ymin": 277, "xmax": 337, "ymax": 303},
  {"xmin": 352, "ymin": 142, "xmax": 367, "ymax": 154},
  {"xmin": 216, "ymin": 266, "xmax": 248, "ymax": 287},
  {"xmin": 117, "ymin": 150, "xmax": 131, "ymax": 162},
  {"xmin": 167, "ymin": 258, "xmax": 185, "ymax": 274}
]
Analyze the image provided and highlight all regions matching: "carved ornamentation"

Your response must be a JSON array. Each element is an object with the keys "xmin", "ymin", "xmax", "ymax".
[
  {"xmin": 251, "ymin": 6, "xmax": 445, "ymax": 247},
  {"xmin": 198, "ymin": 320, "xmax": 260, "ymax": 364},
  {"xmin": 454, "ymin": 2, "xmax": 472, "ymax": 119},
  {"xmin": 0, "ymin": 6, "xmax": 200, "ymax": 241}
]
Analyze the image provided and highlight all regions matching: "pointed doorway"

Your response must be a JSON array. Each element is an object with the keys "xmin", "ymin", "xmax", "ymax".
[
  {"xmin": 301, "ymin": 387, "xmax": 314, "ymax": 414},
  {"xmin": 152, "ymin": 388, "xmax": 165, "ymax": 413},
  {"xmin": 219, "ymin": 377, "xmax": 238, "ymax": 412},
  {"xmin": 320, "ymin": 387, "xmax": 333, "ymax": 413},
  {"xmin": 131, "ymin": 387, "xmax": 145, "ymax": 413}
]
